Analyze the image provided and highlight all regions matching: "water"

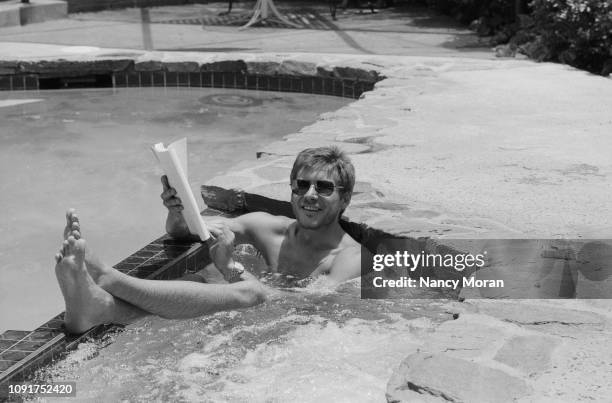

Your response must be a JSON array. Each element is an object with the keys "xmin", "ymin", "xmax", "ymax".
[
  {"xmin": 38, "ymin": 259, "xmax": 452, "ymax": 401},
  {"xmin": 0, "ymin": 87, "xmax": 350, "ymax": 333}
]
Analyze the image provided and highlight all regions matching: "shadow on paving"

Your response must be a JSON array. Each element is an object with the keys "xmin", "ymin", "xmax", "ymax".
[
  {"xmin": 147, "ymin": 2, "xmax": 475, "ymax": 34},
  {"xmin": 146, "ymin": 2, "xmax": 486, "ymax": 53}
]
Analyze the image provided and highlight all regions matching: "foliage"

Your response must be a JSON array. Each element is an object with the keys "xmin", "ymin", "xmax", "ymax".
[
  {"xmin": 422, "ymin": 0, "xmax": 612, "ymax": 75},
  {"xmin": 525, "ymin": 0, "xmax": 612, "ymax": 74},
  {"xmin": 424, "ymin": 0, "xmax": 516, "ymax": 34}
]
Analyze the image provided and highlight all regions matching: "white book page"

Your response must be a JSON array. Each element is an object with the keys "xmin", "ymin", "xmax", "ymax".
[{"xmin": 151, "ymin": 138, "xmax": 211, "ymax": 241}]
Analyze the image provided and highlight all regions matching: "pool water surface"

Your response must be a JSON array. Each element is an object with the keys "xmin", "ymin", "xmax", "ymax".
[
  {"xmin": 0, "ymin": 87, "xmax": 350, "ymax": 333},
  {"xmin": 37, "ymin": 253, "xmax": 451, "ymax": 402}
]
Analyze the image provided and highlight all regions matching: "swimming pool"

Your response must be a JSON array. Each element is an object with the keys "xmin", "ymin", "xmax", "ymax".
[
  {"xmin": 0, "ymin": 87, "xmax": 350, "ymax": 333},
  {"xmin": 0, "ymin": 86, "xmax": 456, "ymax": 402}
]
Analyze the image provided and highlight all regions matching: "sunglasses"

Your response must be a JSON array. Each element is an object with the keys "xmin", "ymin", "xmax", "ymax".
[{"xmin": 291, "ymin": 179, "xmax": 343, "ymax": 197}]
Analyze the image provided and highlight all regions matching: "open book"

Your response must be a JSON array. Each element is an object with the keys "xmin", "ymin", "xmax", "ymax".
[{"xmin": 151, "ymin": 138, "xmax": 211, "ymax": 242}]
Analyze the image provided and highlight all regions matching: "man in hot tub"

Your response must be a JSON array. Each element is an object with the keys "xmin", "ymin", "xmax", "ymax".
[{"xmin": 55, "ymin": 146, "xmax": 364, "ymax": 333}]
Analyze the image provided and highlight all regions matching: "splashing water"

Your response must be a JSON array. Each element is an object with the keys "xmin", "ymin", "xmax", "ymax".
[{"xmin": 38, "ymin": 282, "xmax": 451, "ymax": 401}]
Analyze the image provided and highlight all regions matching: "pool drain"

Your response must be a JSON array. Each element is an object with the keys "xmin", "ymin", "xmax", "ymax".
[{"xmin": 200, "ymin": 94, "xmax": 262, "ymax": 107}]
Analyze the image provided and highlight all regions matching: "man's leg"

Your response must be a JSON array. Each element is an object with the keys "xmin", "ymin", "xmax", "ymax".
[
  {"xmin": 94, "ymin": 265, "xmax": 264, "ymax": 319},
  {"xmin": 61, "ymin": 210, "xmax": 266, "ymax": 323},
  {"xmin": 181, "ymin": 263, "xmax": 228, "ymax": 284}
]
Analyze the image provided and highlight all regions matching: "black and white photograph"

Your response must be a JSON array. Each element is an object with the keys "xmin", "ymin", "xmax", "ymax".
[{"xmin": 1, "ymin": 0, "xmax": 611, "ymax": 401}]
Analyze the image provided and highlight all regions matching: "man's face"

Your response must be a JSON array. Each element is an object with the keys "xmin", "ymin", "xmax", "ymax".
[{"xmin": 290, "ymin": 168, "xmax": 349, "ymax": 230}]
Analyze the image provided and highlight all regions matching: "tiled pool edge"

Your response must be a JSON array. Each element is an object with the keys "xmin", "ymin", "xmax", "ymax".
[{"xmin": 0, "ymin": 59, "xmax": 382, "ymax": 99}]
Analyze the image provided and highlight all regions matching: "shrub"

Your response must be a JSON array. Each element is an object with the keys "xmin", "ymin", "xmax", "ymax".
[
  {"xmin": 425, "ymin": 0, "xmax": 516, "ymax": 35},
  {"xmin": 526, "ymin": 0, "xmax": 612, "ymax": 74},
  {"xmin": 424, "ymin": 0, "xmax": 612, "ymax": 75}
]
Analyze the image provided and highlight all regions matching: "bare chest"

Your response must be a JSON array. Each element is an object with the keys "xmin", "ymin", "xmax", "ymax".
[{"xmin": 265, "ymin": 237, "xmax": 336, "ymax": 280}]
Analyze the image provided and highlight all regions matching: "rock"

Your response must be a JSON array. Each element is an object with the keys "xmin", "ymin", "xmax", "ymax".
[
  {"xmin": 246, "ymin": 61, "xmax": 281, "ymax": 76},
  {"xmin": 333, "ymin": 66, "xmax": 379, "ymax": 82},
  {"xmin": 495, "ymin": 44, "xmax": 515, "ymax": 58},
  {"xmin": 17, "ymin": 59, "xmax": 133, "ymax": 75},
  {"xmin": 471, "ymin": 301, "xmax": 604, "ymax": 330},
  {"xmin": 200, "ymin": 185, "xmax": 245, "ymax": 212},
  {"xmin": 316, "ymin": 66, "xmax": 334, "ymax": 77},
  {"xmin": 252, "ymin": 165, "xmax": 291, "ymax": 182},
  {"xmin": 387, "ymin": 353, "xmax": 531, "ymax": 403},
  {"xmin": 244, "ymin": 182, "xmax": 291, "ymax": 204},
  {"xmin": 494, "ymin": 335, "xmax": 557, "ymax": 374},
  {"xmin": 520, "ymin": 37, "xmax": 550, "ymax": 62},
  {"xmin": 163, "ymin": 62, "xmax": 199, "ymax": 72},
  {"xmin": 200, "ymin": 60, "xmax": 247, "ymax": 73},
  {"xmin": 278, "ymin": 60, "xmax": 317, "ymax": 76},
  {"xmin": 0, "ymin": 60, "xmax": 18, "ymax": 75},
  {"xmin": 134, "ymin": 60, "xmax": 163, "ymax": 72},
  {"xmin": 419, "ymin": 316, "xmax": 508, "ymax": 360}
]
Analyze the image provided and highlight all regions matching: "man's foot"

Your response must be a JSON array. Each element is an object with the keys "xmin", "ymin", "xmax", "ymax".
[
  {"xmin": 63, "ymin": 209, "xmax": 111, "ymax": 283},
  {"xmin": 55, "ymin": 236, "xmax": 115, "ymax": 334}
]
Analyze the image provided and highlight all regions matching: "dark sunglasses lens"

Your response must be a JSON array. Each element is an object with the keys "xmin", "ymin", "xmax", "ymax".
[
  {"xmin": 316, "ymin": 181, "xmax": 335, "ymax": 196},
  {"xmin": 294, "ymin": 180, "xmax": 311, "ymax": 195},
  {"xmin": 292, "ymin": 180, "xmax": 337, "ymax": 196}
]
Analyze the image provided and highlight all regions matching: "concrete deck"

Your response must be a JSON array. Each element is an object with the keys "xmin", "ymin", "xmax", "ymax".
[
  {"xmin": 0, "ymin": 0, "xmax": 67, "ymax": 28},
  {"xmin": 1, "ymin": 3, "xmax": 611, "ymax": 401},
  {"xmin": 0, "ymin": 3, "xmax": 494, "ymax": 57}
]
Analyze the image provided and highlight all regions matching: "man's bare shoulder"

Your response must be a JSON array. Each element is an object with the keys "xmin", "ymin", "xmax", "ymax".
[
  {"xmin": 338, "ymin": 232, "xmax": 363, "ymax": 251},
  {"xmin": 327, "ymin": 239, "xmax": 369, "ymax": 284},
  {"xmin": 235, "ymin": 212, "xmax": 293, "ymax": 234}
]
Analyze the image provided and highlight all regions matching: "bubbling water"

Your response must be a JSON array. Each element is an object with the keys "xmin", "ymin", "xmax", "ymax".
[
  {"xmin": 38, "ymin": 279, "xmax": 450, "ymax": 401},
  {"xmin": 35, "ymin": 246, "xmax": 453, "ymax": 400}
]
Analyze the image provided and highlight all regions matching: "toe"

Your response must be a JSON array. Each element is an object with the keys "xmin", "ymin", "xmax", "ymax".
[
  {"xmin": 65, "ymin": 208, "xmax": 75, "ymax": 223},
  {"xmin": 62, "ymin": 240, "xmax": 70, "ymax": 256},
  {"xmin": 67, "ymin": 236, "xmax": 77, "ymax": 252},
  {"xmin": 55, "ymin": 252, "xmax": 63, "ymax": 263},
  {"xmin": 73, "ymin": 239, "xmax": 87, "ymax": 260},
  {"xmin": 71, "ymin": 222, "xmax": 81, "ymax": 239}
]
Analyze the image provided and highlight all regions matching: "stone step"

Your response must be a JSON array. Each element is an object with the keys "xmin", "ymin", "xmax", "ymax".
[{"xmin": 0, "ymin": 0, "xmax": 67, "ymax": 28}]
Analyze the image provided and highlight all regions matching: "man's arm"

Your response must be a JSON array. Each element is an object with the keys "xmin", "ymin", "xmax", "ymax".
[
  {"xmin": 98, "ymin": 268, "xmax": 268, "ymax": 319},
  {"xmin": 161, "ymin": 175, "xmax": 200, "ymax": 241},
  {"xmin": 161, "ymin": 175, "xmax": 286, "ymax": 245},
  {"xmin": 161, "ymin": 174, "xmax": 248, "ymax": 242},
  {"xmin": 161, "ymin": 176, "xmax": 291, "ymax": 278}
]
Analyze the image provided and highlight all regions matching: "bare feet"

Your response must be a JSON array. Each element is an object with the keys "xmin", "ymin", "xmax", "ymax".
[
  {"xmin": 55, "ymin": 236, "xmax": 115, "ymax": 334},
  {"xmin": 64, "ymin": 209, "xmax": 110, "ymax": 284}
]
